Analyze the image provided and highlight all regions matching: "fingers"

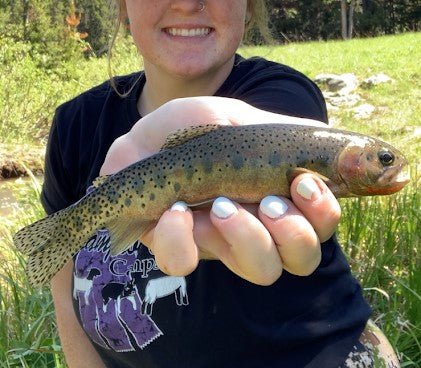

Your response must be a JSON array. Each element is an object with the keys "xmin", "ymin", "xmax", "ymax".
[
  {"xmin": 258, "ymin": 196, "xmax": 321, "ymax": 276},
  {"xmin": 256, "ymin": 174, "xmax": 341, "ymax": 276},
  {"xmin": 209, "ymin": 198, "xmax": 283, "ymax": 285},
  {"xmin": 139, "ymin": 174, "xmax": 340, "ymax": 283},
  {"xmin": 147, "ymin": 202, "xmax": 199, "ymax": 276},
  {"xmin": 145, "ymin": 198, "xmax": 283, "ymax": 286},
  {"xmin": 290, "ymin": 174, "xmax": 341, "ymax": 243},
  {"xmin": 207, "ymin": 174, "xmax": 340, "ymax": 279}
]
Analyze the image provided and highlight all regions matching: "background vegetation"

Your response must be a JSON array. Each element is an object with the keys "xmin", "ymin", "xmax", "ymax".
[
  {"xmin": 0, "ymin": 1, "xmax": 419, "ymax": 367},
  {"xmin": 267, "ymin": 0, "xmax": 420, "ymax": 41}
]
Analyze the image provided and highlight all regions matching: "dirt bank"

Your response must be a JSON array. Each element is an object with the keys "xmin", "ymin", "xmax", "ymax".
[{"xmin": 0, "ymin": 144, "xmax": 45, "ymax": 180}]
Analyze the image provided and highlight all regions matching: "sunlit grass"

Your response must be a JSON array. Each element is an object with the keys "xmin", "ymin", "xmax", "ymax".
[
  {"xmin": 338, "ymin": 176, "xmax": 420, "ymax": 365},
  {"xmin": 0, "ymin": 176, "xmax": 66, "ymax": 367}
]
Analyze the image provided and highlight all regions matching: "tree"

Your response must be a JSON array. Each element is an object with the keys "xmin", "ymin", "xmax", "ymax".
[
  {"xmin": 341, "ymin": 0, "xmax": 358, "ymax": 39},
  {"xmin": 75, "ymin": 0, "xmax": 114, "ymax": 56}
]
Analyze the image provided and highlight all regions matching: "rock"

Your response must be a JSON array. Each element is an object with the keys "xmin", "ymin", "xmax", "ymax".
[
  {"xmin": 323, "ymin": 92, "xmax": 361, "ymax": 107},
  {"xmin": 314, "ymin": 73, "xmax": 358, "ymax": 94},
  {"xmin": 362, "ymin": 73, "xmax": 393, "ymax": 88},
  {"xmin": 352, "ymin": 104, "xmax": 375, "ymax": 119},
  {"xmin": 314, "ymin": 73, "xmax": 340, "ymax": 85},
  {"xmin": 413, "ymin": 127, "xmax": 421, "ymax": 138},
  {"xmin": 325, "ymin": 101, "xmax": 340, "ymax": 112}
]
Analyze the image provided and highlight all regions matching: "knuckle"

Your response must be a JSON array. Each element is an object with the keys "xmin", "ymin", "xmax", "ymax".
[
  {"xmin": 251, "ymin": 267, "xmax": 283, "ymax": 286},
  {"xmin": 285, "ymin": 223, "xmax": 318, "ymax": 249},
  {"xmin": 324, "ymin": 200, "xmax": 342, "ymax": 224},
  {"xmin": 317, "ymin": 203, "xmax": 341, "ymax": 242},
  {"xmin": 156, "ymin": 250, "xmax": 198, "ymax": 277},
  {"xmin": 292, "ymin": 253, "xmax": 321, "ymax": 276},
  {"xmin": 283, "ymin": 248, "xmax": 321, "ymax": 277}
]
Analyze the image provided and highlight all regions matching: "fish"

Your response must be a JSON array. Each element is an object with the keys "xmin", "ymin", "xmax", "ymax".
[{"xmin": 13, "ymin": 124, "xmax": 410, "ymax": 286}]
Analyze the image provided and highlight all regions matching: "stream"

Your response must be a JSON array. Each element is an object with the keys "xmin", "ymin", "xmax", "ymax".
[{"xmin": 0, "ymin": 177, "xmax": 43, "ymax": 217}]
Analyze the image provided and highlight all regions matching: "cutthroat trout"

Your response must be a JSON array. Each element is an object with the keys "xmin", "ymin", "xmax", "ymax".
[{"xmin": 14, "ymin": 124, "xmax": 409, "ymax": 286}]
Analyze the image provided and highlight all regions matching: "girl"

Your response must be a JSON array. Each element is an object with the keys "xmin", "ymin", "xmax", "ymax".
[{"xmin": 43, "ymin": 1, "xmax": 399, "ymax": 367}]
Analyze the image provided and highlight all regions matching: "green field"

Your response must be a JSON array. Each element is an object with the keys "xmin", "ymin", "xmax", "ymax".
[{"xmin": 0, "ymin": 32, "xmax": 420, "ymax": 367}]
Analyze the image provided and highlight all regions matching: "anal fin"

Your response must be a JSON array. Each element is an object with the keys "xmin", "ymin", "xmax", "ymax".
[{"xmin": 107, "ymin": 216, "xmax": 156, "ymax": 256}]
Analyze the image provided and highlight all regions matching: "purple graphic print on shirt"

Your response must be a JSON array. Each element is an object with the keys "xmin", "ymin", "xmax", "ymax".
[
  {"xmin": 72, "ymin": 185, "xmax": 189, "ymax": 352},
  {"xmin": 73, "ymin": 229, "xmax": 163, "ymax": 352}
]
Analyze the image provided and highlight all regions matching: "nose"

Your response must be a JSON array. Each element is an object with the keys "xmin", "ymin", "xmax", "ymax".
[{"xmin": 170, "ymin": 0, "xmax": 204, "ymax": 13}]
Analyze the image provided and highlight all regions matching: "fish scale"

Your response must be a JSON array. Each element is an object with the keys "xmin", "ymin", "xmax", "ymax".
[{"xmin": 13, "ymin": 124, "xmax": 409, "ymax": 286}]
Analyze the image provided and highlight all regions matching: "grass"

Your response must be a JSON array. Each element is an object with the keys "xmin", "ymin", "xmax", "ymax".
[
  {"xmin": 0, "ymin": 176, "xmax": 66, "ymax": 367},
  {"xmin": 0, "ymin": 32, "xmax": 420, "ymax": 366}
]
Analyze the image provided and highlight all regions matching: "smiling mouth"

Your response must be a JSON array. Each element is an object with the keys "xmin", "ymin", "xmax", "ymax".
[{"xmin": 164, "ymin": 27, "xmax": 212, "ymax": 37}]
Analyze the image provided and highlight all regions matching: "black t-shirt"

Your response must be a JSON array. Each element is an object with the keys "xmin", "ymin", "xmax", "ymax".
[{"xmin": 41, "ymin": 55, "xmax": 371, "ymax": 368}]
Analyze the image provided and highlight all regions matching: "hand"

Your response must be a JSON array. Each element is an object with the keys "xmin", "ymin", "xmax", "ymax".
[{"xmin": 101, "ymin": 97, "xmax": 341, "ymax": 285}]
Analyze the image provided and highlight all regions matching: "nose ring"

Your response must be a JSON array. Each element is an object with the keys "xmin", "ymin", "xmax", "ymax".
[{"xmin": 198, "ymin": 1, "xmax": 205, "ymax": 12}]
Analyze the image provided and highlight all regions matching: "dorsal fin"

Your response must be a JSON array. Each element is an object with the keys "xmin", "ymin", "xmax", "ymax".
[{"xmin": 160, "ymin": 124, "xmax": 221, "ymax": 150}]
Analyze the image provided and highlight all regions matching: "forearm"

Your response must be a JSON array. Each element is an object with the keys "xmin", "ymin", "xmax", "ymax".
[{"xmin": 51, "ymin": 261, "xmax": 105, "ymax": 368}]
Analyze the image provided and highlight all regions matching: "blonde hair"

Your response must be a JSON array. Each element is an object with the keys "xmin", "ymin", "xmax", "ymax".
[
  {"xmin": 245, "ymin": 0, "xmax": 273, "ymax": 44},
  {"xmin": 108, "ymin": 0, "xmax": 272, "ymax": 95}
]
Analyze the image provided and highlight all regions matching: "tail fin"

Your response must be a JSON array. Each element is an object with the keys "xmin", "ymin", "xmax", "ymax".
[
  {"xmin": 13, "ymin": 205, "xmax": 93, "ymax": 287},
  {"xmin": 14, "ymin": 212, "xmax": 62, "ymax": 256},
  {"xmin": 26, "ymin": 238, "xmax": 76, "ymax": 287}
]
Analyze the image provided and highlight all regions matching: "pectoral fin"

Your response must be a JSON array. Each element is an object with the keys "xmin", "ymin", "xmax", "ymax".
[{"xmin": 286, "ymin": 167, "xmax": 331, "ymax": 185}]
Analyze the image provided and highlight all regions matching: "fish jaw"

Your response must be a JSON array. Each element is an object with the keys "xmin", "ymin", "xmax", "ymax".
[{"xmin": 366, "ymin": 163, "xmax": 410, "ymax": 195}]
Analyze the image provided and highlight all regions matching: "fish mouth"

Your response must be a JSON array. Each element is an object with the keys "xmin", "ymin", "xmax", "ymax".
[{"xmin": 373, "ymin": 164, "xmax": 410, "ymax": 194}]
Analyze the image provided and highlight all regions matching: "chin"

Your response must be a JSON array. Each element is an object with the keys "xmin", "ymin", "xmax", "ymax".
[{"xmin": 168, "ymin": 64, "xmax": 212, "ymax": 79}]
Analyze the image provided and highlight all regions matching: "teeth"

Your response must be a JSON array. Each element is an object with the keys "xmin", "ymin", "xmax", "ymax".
[{"xmin": 166, "ymin": 28, "xmax": 211, "ymax": 37}]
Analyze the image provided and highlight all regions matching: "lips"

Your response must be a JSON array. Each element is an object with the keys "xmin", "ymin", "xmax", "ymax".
[
  {"xmin": 372, "ymin": 164, "xmax": 410, "ymax": 194},
  {"xmin": 164, "ymin": 27, "xmax": 212, "ymax": 37}
]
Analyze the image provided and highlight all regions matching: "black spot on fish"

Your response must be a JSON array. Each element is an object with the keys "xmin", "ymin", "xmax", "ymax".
[
  {"xmin": 149, "ymin": 193, "xmax": 155, "ymax": 201},
  {"xmin": 174, "ymin": 183, "xmax": 181, "ymax": 192},
  {"xmin": 125, "ymin": 198, "xmax": 132, "ymax": 207}
]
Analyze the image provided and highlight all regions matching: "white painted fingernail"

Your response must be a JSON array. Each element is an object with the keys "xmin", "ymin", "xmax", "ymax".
[
  {"xmin": 170, "ymin": 201, "xmax": 188, "ymax": 212},
  {"xmin": 260, "ymin": 196, "xmax": 288, "ymax": 219},
  {"xmin": 212, "ymin": 197, "xmax": 238, "ymax": 219},
  {"xmin": 297, "ymin": 178, "xmax": 320, "ymax": 200}
]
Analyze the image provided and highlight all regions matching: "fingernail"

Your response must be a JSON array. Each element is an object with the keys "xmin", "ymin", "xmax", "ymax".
[
  {"xmin": 297, "ymin": 178, "xmax": 321, "ymax": 200},
  {"xmin": 212, "ymin": 197, "xmax": 238, "ymax": 219},
  {"xmin": 170, "ymin": 201, "xmax": 188, "ymax": 212},
  {"xmin": 260, "ymin": 196, "xmax": 288, "ymax": 219}
]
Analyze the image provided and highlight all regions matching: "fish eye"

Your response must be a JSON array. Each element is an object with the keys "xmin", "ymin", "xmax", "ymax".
[{"xmin": 378, "ymin": 150, "xmax": 395, "ymax": 166}]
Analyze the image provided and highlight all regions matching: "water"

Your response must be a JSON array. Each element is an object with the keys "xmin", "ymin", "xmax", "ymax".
[
  {"xmin": 0, "ymin": 182, "xmax": 16, "ymax": 216},
  {"xmin": 0, "ymin": 177, "xmax": 42, "ymax": 217}
]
